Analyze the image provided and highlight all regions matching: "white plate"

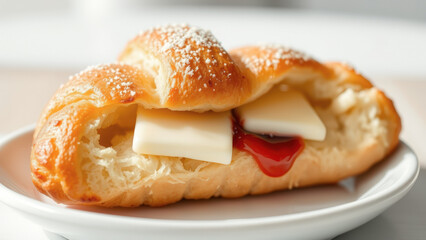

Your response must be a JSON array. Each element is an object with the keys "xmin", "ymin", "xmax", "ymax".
[{"xmin": 0, "ymin": 126, "xmax": 419, "ymax": 240}]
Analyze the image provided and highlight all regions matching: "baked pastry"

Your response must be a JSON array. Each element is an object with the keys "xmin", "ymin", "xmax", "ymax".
[{"xmin": 31, "ymin": 24, "xmax": 401, "ymax": 207}]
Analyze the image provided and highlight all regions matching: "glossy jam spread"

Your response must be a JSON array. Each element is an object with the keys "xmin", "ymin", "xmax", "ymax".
[{"xmin": 232, "ymin": 121, "xmax": 304, "ymax": 177}]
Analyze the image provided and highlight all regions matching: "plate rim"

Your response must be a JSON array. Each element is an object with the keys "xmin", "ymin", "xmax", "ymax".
[{"xmin": 0, "ymin": 125, "xmax": 420, "ymax": 230}]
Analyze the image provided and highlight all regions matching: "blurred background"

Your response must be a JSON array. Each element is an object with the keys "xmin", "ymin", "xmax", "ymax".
[
  {"xmin": 0, "ymin": 1, "xmax": 425, "ymax": 239},
  {"xmin": 1, "ymin": 0, "xmax": 426, "ymax": 70},
  {"xmin": 2, "ymin": 0, "xmax": 426, "ymax": 21}
]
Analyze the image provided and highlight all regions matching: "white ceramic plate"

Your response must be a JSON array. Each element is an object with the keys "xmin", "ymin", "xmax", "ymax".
[{"xmin": 0, "ymin": 126, "xmax": 419, "ymax": 240}]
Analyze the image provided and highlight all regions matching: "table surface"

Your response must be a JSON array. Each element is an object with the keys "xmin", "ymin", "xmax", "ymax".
[{"xmin": 1, "ymin": 8, "xmax": 426, "ymax": 240}]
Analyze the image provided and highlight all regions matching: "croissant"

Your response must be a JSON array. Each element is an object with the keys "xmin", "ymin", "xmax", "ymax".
[{"xmin": 31, "ymin": 24, "xmax": 401, "ymax": 207}]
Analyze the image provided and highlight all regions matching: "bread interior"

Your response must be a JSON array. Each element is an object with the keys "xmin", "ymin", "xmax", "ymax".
[
  {"xmin": 78, "ymin": 70, "xmax": 394, "ymax": 201},
  {"xmin": 79, "ymin": 104, "xmax": 210, "ymax": 200}
]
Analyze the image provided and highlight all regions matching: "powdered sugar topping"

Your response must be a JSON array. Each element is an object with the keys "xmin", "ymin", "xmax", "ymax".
[
  {"xmin": 70, "ymin": 63, "xmax": 138, "ymax": 99},
  {"xmin": 238, "ymin": 44, "xmax": 311, "ymax": 74},
  {"xmin": 142, "ymin": 24, "xmax": 234, "ymax": 93}
]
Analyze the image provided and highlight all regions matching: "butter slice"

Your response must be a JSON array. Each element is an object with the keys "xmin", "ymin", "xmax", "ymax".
[
  {"xmin": 133, "ymin": 107, "xmax": 233, "ymax": 164},
  {"xmin": 235, "ymin": 86, "xmax": 326, "ymax": 141}
]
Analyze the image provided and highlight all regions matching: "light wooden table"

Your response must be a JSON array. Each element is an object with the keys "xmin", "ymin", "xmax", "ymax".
[{"xmin": 0, "ymin": 68, "xmax": 425, "ymax": 240}]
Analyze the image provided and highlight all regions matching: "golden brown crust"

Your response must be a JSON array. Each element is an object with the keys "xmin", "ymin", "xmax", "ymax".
[
  {"xmin": 375, "ymin": 89, "xmax": 402, "ymax": 152},
  {"xmin": 31, "ymin": 24, "xmax": 401, "ymax": 207},
  {"xmin": 118, "ymin": 24, "xmax": 250, "ymax": 112},
  {"xmin": 32, "ymin": 102, "xmax": 98, "ymax": 202},
  {"xmin": 33, "ymin": 64, "xmax": 152, "ymax": 138}
]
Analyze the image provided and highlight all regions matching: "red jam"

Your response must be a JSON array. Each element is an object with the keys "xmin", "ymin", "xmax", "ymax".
[{"xmin": 232, "ymin": 121, "xmax": 304, "ymax": 177}]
